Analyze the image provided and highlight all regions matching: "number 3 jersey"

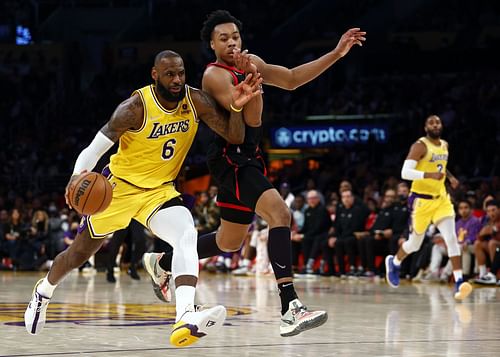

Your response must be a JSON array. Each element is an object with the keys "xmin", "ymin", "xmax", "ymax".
[
  {"xmin": 109, "ymin": 84, "xmax": 199, "ymax": 189},
  {"xmin": 410, "ymin": 136, "xmax": 449, "ymax": 196}
]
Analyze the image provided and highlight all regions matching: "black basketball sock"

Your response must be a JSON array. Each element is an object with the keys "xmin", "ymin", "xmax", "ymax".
[
  {"xmin": 158, "ymin": 231, "xmax": 223, "ymax": 272},
  {"xmin": 268, "ymin": 226, "xmax": 298, "ymax": 315},
  {"xmin": 158, "ymin": 251, "xmax": 173, "ymax": 272},
  {"xmin": 278, "ymin": 281, "xmax": 298, "ymax": 315},
  {"xmin": 197, "ymin": 231, "xmax": 224, "ymax": 258}
]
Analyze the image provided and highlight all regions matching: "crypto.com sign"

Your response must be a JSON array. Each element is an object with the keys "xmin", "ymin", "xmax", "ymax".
[{"xmin": 271, "ymin": 125, "xmax": 388, "ymax": 148}]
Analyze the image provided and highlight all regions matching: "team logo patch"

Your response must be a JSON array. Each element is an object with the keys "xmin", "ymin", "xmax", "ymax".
[{"xmin": 181, "ymin": 103, "xmax": 191, "ymax": 115}]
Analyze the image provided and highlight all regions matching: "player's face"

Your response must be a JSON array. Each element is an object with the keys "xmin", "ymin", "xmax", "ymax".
[
  {"xmin": 152, "ymin": 57, "xmax": 186, "ymax": 102},
  {"xmin": 458, "ymin": 202, "xmax": 471, "ymax": 218},
  {"xmin": 424, "ymin": 116, "xmax": 443, "ymax": 139},
  {"xmin": 211, "ymin": 22, "xmax": 242, "ymax": 65}
]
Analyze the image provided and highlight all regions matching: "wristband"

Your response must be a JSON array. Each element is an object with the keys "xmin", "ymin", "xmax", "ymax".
[{"xmin": 230, "ymin": 104, "xmax": 243, "ymax": 112}]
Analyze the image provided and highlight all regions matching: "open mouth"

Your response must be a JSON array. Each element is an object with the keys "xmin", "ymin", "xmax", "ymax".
[{"xmin": 170, "ymin": 87, "xmax": 182, "ymax": 93}]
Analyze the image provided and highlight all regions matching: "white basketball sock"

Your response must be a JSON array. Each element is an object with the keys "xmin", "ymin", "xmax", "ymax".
[
  {"xmin": 452, "ymin": 270, "xmax": 463, "ymax": 282},
  {"xmin": 175, "ymin": 285, "xmax": 196, "ymax": 322},
  {"xmin": 37, "ymin": 276, "xmax": 57, "ymax": 298}
]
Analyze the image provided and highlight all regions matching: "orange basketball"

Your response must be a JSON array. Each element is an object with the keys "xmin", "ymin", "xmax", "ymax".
[{"xmin": 68, "ymin": 172, "xmax": 113, "ymax": 215}]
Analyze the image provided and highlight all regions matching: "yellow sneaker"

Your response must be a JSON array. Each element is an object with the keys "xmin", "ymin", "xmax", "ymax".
[
  {"xmin": 170, "ymin": 305, "xmax": 226, "ymax": 347},
  {"xmin": 454, "ymin": 279, "xmax": 472, "ymax": 301}
]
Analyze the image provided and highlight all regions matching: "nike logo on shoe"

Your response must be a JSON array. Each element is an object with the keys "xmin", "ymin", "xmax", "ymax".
[{"xmin": 275, "ymin": 263, "xmax": 286, "ymax": 269}]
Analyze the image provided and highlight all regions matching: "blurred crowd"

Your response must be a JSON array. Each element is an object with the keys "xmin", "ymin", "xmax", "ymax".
[{"xmin": 1, "ymin": 1, "xmax": 499, "ymax": 287}]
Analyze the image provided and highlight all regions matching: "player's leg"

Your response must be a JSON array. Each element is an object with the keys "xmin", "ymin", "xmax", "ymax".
[
  {"xmin": 150, "ymin": 185, "xmax": 251, "ymax": 277},
  {"xmin": 386, "ymin": 195, "xmax": 430, "ymax": 288},
  {"xmin": 24, "ymin": 224, "xmax": 106, "ymax": 334},
  {"xmin": 255, "ymin": 187, "xmax": 328, "ymax": 336},
  {"xmin": 435, "ymin": 217, "xmax": 472, "ymax": 300},
  {"xmin": 148, "ymin": 204, "xmax": 226, "ymax": 347}
]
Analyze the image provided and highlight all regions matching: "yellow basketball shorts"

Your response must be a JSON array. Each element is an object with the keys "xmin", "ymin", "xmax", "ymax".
[
  {"xmin": 408, "ymin": 192, "xmax": 455, "ymax": 235},
  {"xmin": 80, "ymin": 172, "xmax": 181, "ymax": 239}
]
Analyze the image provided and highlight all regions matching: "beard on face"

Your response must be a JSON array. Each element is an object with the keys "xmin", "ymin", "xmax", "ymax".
[
  {"xmin": 156, "ymin": 80, "xmax": 186, "ymax": 102},
  {"xmin": 426, "ymin": 127, "xmax": 442, "ymax": 139}
]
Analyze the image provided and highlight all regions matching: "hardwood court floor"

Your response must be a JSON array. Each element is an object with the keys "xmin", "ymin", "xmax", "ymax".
[{"xmin": 1, "ymin": 270, "xmax": 499, "ymax": 357}]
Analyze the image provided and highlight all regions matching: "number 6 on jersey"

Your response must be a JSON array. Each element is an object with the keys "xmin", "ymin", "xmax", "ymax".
[{"xmin": 162, "ymin": 138, "xmax": 177, "ymax": 160}]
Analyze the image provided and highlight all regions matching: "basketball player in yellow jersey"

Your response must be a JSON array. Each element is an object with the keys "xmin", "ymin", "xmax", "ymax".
[
  {"xmin": 24, "ymin": 50, "xmax": 263, "ymax": 347},
  {"xmin": 385, "ymin": 115, "xmax": 472, "ymax": 301}
]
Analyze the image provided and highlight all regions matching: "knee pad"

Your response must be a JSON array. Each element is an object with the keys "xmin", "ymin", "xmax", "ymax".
[
  {"xmin": 402, "ymin": 232, "xmax": 425, "ymax": 254},
  {"xmin": 436, "ymin": 218, "xmax": 460, "ymax": 257}
]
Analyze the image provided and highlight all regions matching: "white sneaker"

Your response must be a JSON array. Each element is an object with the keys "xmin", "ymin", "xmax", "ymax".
[
  {"xmin": 142, "ymin": 252, "xmax": 172, "ymax": 302},
  {"xmin": 280, "ymin": 299, "xmax": 328, "ymax": 337},
  {"xmin": 232, "ymin": 265, "xmax": 249, "ymax": 276},
  {"xmin": 474, "ymin": 272, "xmax": 497, "ymax": 285},
  {"xmin": 24, "ymin": 279, "xmax": 51, "ymax": 335},
  {"xmin": 170, "ymin": 305, "xmax": 227, "ymax": 347}
]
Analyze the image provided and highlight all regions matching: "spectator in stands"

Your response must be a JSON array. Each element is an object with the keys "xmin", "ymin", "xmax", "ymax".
[
  {"xmin": 105, "ymin": 220, "xmax": 146, "ymax": 283},
  {"xmin": 358, "ymin": 189, "xmax": 397, "ymax": 277},
  {"xmin": 280, "ymin": 182, "xmax": 295, "ymax": 208},
  {"xmin": 474, "ymin": 200, "xmax": 500, "ymax": 284},
  {"xmin": 193, "ymin": 191, "xmax": 221, "ymax": 236},
  {"xmin": 2, "ymin": 208, "xmax": 26, "ymax": 269},
  {"xmin": 333, "ymin": 189, "xmax": 369, "ymax": 276},
  {"xmin": 17, "ymin": 209, "xmax": 49, "ymax": 270},
  {"xmin": 293, "ymin": 190, "xmax": 330, "ymax": 274},
  {"xmin": 290, "ymin": 194, "xmax": 306, "ymax": 272},
  {"xmin": 455, "ymin": 200, "xmax": 481, "ymax": 277}
]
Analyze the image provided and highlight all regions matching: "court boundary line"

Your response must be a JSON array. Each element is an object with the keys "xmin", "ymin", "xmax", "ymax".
[{"xmin": 3, "ymin": 338, "xmax": 500, "ymax": 356}]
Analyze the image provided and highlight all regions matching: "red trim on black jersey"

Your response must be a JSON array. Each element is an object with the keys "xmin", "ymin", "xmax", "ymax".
[
  {"xmin": 207, "ymin": 62, "xmax": 244, "ymax": 85},
  {"xmin": 216, "ymin": 201, "xmax": 252, "ymax": 212}
]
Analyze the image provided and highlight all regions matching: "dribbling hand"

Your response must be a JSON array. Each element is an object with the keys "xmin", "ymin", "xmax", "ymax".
[
  {"xmin": 65, "ymin": 170, "xmax": 87, "ymax": 209},
  {"xmin": 334, "ymin": 28, "xmax": 367, "ymax": 57}
]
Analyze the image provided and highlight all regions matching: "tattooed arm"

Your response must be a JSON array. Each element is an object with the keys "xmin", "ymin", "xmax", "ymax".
[
  {"xmin": 190, "ymin": 88, "xmax": 245, "ymax": 144},
  {"xmin": 100, "ymin": 93, "xmax": 144, "ymax": 141},
  {"xmin": 65, "ymin": 94, "xmax": 144, "ymax": 207}
]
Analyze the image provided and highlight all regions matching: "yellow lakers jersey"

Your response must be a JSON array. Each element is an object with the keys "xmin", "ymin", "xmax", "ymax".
[
  {"xmin": 109, "ymin": 84, "xmax": 199, "ymax": 188},
  {"xmin": 411, "ymin": 137, "xmax": 449, "ymax": 196}
]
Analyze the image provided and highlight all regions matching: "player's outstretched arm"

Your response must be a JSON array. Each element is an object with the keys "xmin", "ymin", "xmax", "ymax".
[
  {"xmin": 236, "ymin": 28, "xmax": 366, "ymax": 90},
  {"xmin": 64, "ymin": 94, "xmax": 144, "ymax": 207},
  {"xmin": 193, "ymin": 73, "xmax": 263, "ymax": 144}
]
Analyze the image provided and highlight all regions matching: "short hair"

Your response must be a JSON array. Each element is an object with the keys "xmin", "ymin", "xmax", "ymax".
[
  {"xmin": 457, "ymin": 199, "xmax": 471, "ymax": 208},
  {"xmin": 154, "ymin": 50, "xmax": 181, "ymax": 66},
  {"xmin": 200, "ymin": 10, "xmax": 243, "ymax": 44},
  {"xmin": 485, "ymin": 200, "xmax": 500, "ymax": 209},
  {"xmin": 425, "ymin": 114, "xmax": 441, "ymax": 124}
]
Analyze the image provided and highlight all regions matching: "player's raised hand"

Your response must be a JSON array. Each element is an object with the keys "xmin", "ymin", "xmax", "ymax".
[
  {"xmin": 231, "ymin": 72, "xmax": 263, "ymax": 109},
  {"xmin": 233, "ymin": 48, "xmax": 258, "ymax": 75},
  {"xmin": 334, "ymin": 28, "xmax": 366, "ymax": 57}
]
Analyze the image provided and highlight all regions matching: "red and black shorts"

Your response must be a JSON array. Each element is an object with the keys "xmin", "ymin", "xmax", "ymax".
[{"xmin": 208, "ymin": 153, "xmax": 273, "ymax": 225}]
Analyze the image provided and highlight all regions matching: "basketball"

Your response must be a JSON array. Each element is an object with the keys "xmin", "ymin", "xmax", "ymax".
[{"xmin": 68, "ymin": 172, "xmax": 113, "ymax": 215}]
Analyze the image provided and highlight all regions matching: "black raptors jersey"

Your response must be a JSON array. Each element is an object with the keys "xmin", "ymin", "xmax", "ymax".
[{"xmin": 205, "ymin": 62, "xmax": 263, "ymax": 158}]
